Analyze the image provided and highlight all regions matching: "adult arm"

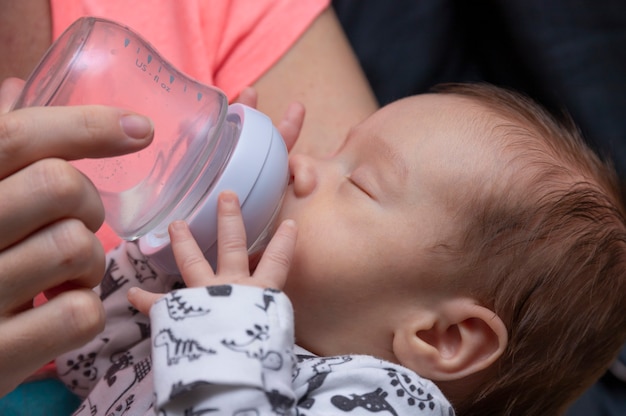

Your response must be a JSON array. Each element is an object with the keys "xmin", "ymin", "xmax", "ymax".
[
  {"xmin": 252, "ymin": 7, "xmax": 379, "ymax": 157},
  {"xmin": 0, "ymin": 78, "xmax": 153, "ymax": 396},
  {"xmin": 50, "ymin": 3, "xmax": 376, "ymax": 159}
]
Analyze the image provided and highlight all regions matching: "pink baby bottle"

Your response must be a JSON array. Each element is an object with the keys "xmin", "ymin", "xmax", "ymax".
[{"xmin": 13, "ymin": 17, "xmax": 288, "ymax": 274}]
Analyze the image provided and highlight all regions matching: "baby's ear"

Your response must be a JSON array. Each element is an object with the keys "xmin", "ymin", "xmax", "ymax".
[{"xmin": 392, "ymin": 298, "xmax": 507, "ymax": 381}]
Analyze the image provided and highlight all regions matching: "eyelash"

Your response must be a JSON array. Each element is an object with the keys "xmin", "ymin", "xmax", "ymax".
[{"xmin": 347, "ymin": 176, "xmax": 373, "ymax": 199}]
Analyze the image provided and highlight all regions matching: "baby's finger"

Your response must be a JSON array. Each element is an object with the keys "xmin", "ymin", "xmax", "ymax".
[
  {"xmin": 169, "ymin": 220, "xmax": 215, "ymax": 287},
  {"xmin": 234, "ymin": 87, "xmax": 258, "ymax": 108},
  {"xmin": 216, "ymin": 192, "xmax": 250, "ymax": 276},
  {"xmin": 127, "ymin": 287, "xmax": 163, "ymax": 316},
  {"xmin": 278, "ymin": 102, "xmax": 305, "ymax": 152},
  {"xmin": 253, "ymin": 219, "xmax": 297, "ymax": 289}
]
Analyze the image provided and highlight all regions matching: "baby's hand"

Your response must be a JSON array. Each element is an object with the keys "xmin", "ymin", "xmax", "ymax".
[
  {"xmin": 235, "ymin": 86, "xmax": 305, "ymax": 152},
  {"xmin": 128, "ymin": 191, "xmax": 297, "ymax": 315}
]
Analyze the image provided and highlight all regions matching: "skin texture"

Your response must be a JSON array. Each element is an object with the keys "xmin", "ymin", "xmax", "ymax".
[
  {"xmin": 129, "ymin": 88, "xmax": 305, "ymax": 312},
  {"xmin": 274, "ymin": 94, "xmax": 508, "ymax": 363},
  {"xmin": 253, "ymin": 8, "xmax": 378, "ymax": 157},
  {"xmin": 128, "ymin": 193, "xmax": 298, "ymax": 315},
  {"xmin": 0, "ymin": 3, "xmax": 376, "ymax": 394},
  {"xmin": 0, "ymin": 79, "xmax": 154, "ymax": 395},
  {"xmin": 131, "ymin": 93, "xmax": 509, "ymax": 390}
]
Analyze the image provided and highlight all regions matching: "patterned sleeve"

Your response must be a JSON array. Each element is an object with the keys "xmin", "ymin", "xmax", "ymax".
[
  {"xmin": 55, "ymin": 241, "xmax": 180, "ymax": 399},
  {"xmin": 56, "ymin": 243, "xmax": 454, "ymax": 415},
  {"xmin": 149, "ymin": 285, "xmax": 455, "ymax": 416},
  {"xmin": 150, "ymin": 284, "xmax": 296, "ymax": 415}
]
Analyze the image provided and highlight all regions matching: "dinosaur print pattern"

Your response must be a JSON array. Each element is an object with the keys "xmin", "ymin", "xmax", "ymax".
[
  {"xmin": 295, "ymin": 355, "xmax": 352, "ymax": 409},
  {"xmin": 102, "ymin": 358, "xmax": 152, "ymax": 416},
  {"xmin": 386, "ymin": 368, "xmax": 443, "ymax": 411},
  {"xmin": 163, "ymin": 290, "xmax": 211, "ymax": 321},
  {"xmin": 126, "ymin": 242, "xmax": 158, "ymax": 283},
  {"xmin": 100, "ymin": 258, "xmax": 129, "ymax": 301},
  {"xmin": 331, "ymin": 388, "xmax": 398, "ymax": 415},
  {"xmin": 154, "ymin": 328, "xmax": 216, "ymax": 365},
  {"xmin": 56, "ymin": 241, "xmax": 453, "ymax": 415},
  {"xmin": 222, "ymin": 323, "xmax": 284, "ymax": 370}
]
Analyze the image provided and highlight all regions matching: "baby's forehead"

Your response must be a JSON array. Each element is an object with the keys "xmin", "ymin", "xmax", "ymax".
[
  {"xmin": 399, "ymin": 93, "xmax": 527, "ymax": 142},
  {"xmin": 434, "ymin": 94, "xmax": 554, "ymax": 157},
  {"xmin": 431, "ymin": 95, "xmax": 560, "ymax": 187},
  {"xmin": 368, "ymin": 92, "xmax": 565, "ymax": 186}
]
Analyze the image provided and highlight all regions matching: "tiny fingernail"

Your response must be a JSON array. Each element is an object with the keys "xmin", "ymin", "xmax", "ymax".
[
  {"xmin": 170, "ymin": 220, "xmax": 186, "ymax": 230},
  {"xmin": 220, "ymin": 191, "xmax": 237, "ymax": 204},
  {"xmin": 282, "ymin": 219, "xmax": 296, "ymax": 228},
  {"xmin": 121, "ymin": 114, "xmax": 153, "ymax": 139}
]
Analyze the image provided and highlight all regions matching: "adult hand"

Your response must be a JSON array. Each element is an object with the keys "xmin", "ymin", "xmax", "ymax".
[
  {"xmin": 128, "ymin": 191, "xmax": 297, "ymax": 315},
  {"xmin": 0, "ymin": 78, "xmax": 153, "ymax": 396}
]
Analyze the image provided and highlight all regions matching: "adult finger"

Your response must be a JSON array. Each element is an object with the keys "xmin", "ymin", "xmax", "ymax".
[
  {"xmin": 0, "ymin": 219, "xmax": 105, "ymax": 312},
  {"xmin": 0, "ymin": 158, "xmax": 104, "ymax": 250},
  {"xmin": 169, "ymin": 220, "xmax": 215, "ymax": 287},
  {"xmin": 0, "ymin": 288, "xmax": 104, "ymax": 397},
  {"xmin": 0, "ymin": 105, "xmax": 153, "ymax": 178},
  {"xmin": 0, "ymin": 78, "xmax": 25, "ymax": 114},
  {"xmin": 216, "ymin": 191, "xmax": 250, "ymax": 276},
  {"xmin": 253, "ymin": 219, "xmax": 297, "ymax": 290}
]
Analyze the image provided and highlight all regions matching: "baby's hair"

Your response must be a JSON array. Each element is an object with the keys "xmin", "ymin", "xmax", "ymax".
[{"xmin": 432, "ymin": 83, "xmax": 626, "ymax": 415}]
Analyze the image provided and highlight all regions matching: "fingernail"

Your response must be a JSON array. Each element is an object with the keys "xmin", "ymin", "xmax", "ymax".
[
  {"xmin": 170, "ymin": 220, "xmax": 186, "ymax": 231},
  {"xmin": 220, "ymin": 191, "xmax": 238, "ymax": 204},
  {"xmin": 121, "ymin": 114, "xmax": 153, "ymax": 139}
]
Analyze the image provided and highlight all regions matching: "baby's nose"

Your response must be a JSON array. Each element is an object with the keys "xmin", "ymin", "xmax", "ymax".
[{"xmin": 289, "ymin": 153, "xmax": 317, "ymax": 197}]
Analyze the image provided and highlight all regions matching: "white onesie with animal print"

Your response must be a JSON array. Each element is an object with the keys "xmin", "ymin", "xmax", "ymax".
[{"xmin": 56, "ymin": 242, "xmax": 454, "ymax": 415}]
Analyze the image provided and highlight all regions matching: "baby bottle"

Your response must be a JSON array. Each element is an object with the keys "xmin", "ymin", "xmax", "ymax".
[{"xmin": 12, "ymin": 17, "xmax": 288, "ymax": 274}]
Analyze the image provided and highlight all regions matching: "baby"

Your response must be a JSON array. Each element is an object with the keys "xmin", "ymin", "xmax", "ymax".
[{"xmin": 56, "ymin": 83, "xmax": 626, "ymax": 415}]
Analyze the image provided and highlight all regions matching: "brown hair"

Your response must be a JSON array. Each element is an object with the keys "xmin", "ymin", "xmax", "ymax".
[{"xmin": 433, "ymin": 83, "xmax": 626, "ymax": 415}]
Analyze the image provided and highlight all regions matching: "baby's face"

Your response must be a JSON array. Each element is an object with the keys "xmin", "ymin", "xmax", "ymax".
[{"xmin": 277, "ymin": 93, "xmax": 507, "ymax": 358}]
